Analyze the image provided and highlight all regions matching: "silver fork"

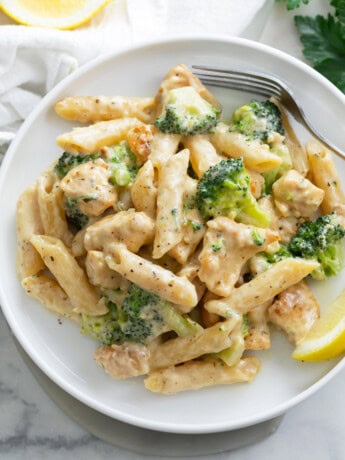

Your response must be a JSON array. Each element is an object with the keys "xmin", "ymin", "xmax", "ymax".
[{"xmin": 193, "ymin": 65, "xmax": 345, "ymax": 161}]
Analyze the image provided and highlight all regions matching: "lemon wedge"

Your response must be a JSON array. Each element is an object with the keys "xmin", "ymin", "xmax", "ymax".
[
  {"xmin": 293, "ymin": 289, "xmax": 345, "ymax": 361},
  {"xmin": 0, "ymin": 0, "xmax": 112, "ymax": 29}
]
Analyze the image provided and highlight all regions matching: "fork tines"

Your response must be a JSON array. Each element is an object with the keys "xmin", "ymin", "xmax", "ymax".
[{"xmin": 192, "ymin": 65, "xmax": 283, "ymax": 99}]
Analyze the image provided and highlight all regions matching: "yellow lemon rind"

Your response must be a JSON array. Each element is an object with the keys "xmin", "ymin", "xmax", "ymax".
[
  {"xmin": 292, "ymin": 317, "xmax": 345, "ymax": 362},
  {"xmin": 0, "ymin": 0, "xmax": 112, "ymax": 30}
]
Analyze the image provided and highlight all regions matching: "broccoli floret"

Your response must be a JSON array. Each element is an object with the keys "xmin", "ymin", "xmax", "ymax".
[
  {"xmin": 103, "ymin": 141, "xmax": 139, "ymax": 186},
  {"xmin": 81, "ymin": 284, "xmax": 202, "ymax": 346},
  {"xmin": 154, "ymin": 86, "xmax": 220, "ymax": 136},
  {"xmin": 81, "ymin": 300, "xmax": 124, "ymax": 345},
  {"xmin": 249, "ymin": 245, "xmax": 291, "ymax": 276},
  {"xmin": 64, "ymin": 197, "xmax": 90, "ymax": 230},
  {"xmin": 196, "ymin": 158, "xmax": 270, "ymax": 227},
  {"xmin": 230, "ymin": 99, "xmax": 284, "ymax": 142},
  {"xmin": 288, "ymin": 214, "xmax": 345, "ymax": 280},
  {"xmin": 118, "ymin": 284, "xmax": 163, "ymax": 343},
  {"xmin": 54, "ymin": 152, "xmax": 100, "ymax": 178}
]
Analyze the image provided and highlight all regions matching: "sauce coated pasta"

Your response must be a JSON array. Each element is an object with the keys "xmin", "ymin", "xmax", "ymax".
[{"xmin": 17, "ymin": 64, "xmax": 345, "ymax": 394}]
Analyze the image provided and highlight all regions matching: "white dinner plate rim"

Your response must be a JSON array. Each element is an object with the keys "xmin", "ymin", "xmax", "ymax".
[{"xmin": 1, "ymin": 35, "xmax": 345, "ymax": 434}]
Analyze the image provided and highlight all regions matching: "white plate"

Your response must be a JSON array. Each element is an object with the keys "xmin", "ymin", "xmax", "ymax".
[{"xmin": 1, "ymin": 36, "xmax": 345, "ymax": 434}]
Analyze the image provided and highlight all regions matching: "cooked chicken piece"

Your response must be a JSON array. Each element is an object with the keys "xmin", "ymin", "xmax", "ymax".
[
  {"xmin": 94, "ymin": 342, "xmax": 150, "ymax": 379},
  {"xmin": 258, "ymin": 195, "xmax": 302, "ymax": 244},
  {"xmin": 126, "ymin": 124, "xmax": 154, "ymax": 163},
  {"xmin": 273, "ymin": 169, "xmax": 324, "ymax": 218},
  {"xmin": 268, "ymin": 280, "xmax": 320, "ymax": 344},
  {"xmin": 60, "ymin": 158, "xmax": 116, "ymax": 216},
  {"xmin": 154, "ymin": 63, "xmax": 221, "ymax": 115},
  {"xmin": 84, "ymin": 209, "xmax": 155, "ymax": 252},
  {"xmin": 198, "ymin": 217, "xmax": 280, "ymax": 297},
  {"xmin": 245, "ymin": 301, "xmax": 272, "ymax": 351},
  {"xmin": 85, "ymin": 250, "xmax": 123, "ymax": 289}
]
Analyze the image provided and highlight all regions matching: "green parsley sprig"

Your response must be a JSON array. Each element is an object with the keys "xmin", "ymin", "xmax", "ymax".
[{"xmin": 295, "ymin": 1, "xmax": 345, "ymax": 92}]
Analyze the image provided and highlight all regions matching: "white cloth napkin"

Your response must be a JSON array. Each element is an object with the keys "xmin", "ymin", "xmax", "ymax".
[{"xmin": 0, "ymin": 0, "xmax": 267, "ymax": 160}]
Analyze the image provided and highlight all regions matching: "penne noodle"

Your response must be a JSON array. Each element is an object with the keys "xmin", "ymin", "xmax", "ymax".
[
  {"xmin": 153, "ymin": 149, "xmax": 189, "ymax": 259},
  {"xmin": 22, "ymin": 274, "xmax": 80, "ymax": 323},
  {"xmin": 105, "ymin": 243, "xmax": 198, "ymax": 310},
  {"xmin": 183, "ymin": 134, "xmax": 223, "ymax": 178},
  {"xmin": 55, "ymin": 96, "xmax": 156, "ymax": 124},
  {"xmin": 210, "ymin": 123, "xmax": 282, "ymax": 173},
  {"xmin": 149, "ymin": 130, "xmax": 181, "ymax": 170},
  {"xmin": 149, "ymin": 315, "xmax": 241, "ymax": 371},
  {"xmin": 37, "ymin": 170, "xmax": 73, "ymax": 246},
  {"xmin": 271, "ymin": 97, "xmax": 309, "ymax": 175},
  {"xmin": 145, "ymin": 357, "xmax": 260, "ymax": 394},
  {"xmin": 306, "ymin": 140, "xmax": 345, "ymax": 217},
  {"xmin": 56, "ymin": 117, "xmax": 143, "ymax": 154},
  {"xmin": 205, "ymin": 258, "xmax": 320, "ymax": 317},
  {"xmin": 16, "ymin": 183, "xmax": 45, "ymax": 280},
  {"xmin": 30, "ymin": 235, "xmax": 106, "ymax": 315},
  {"xmin": 18, "ymin": 63, "xmax": 345, "ymax": 394},
  {"xmin": 130, "ymin": 160, "xmax": 157, "ymax": 218},
  {"xmin": 168, "ymin": 177, "xmax": 206, "ymax": 265}
]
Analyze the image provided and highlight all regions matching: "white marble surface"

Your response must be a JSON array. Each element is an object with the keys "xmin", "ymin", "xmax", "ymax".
[{"xmin": 1, "ymin": 1, "xmax": 345, "ymax": 458}]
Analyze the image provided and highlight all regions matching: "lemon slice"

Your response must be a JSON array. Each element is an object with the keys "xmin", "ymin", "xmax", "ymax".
[
  {"xmin": 0, "ymin": 0, "xmax": 112, "ymax": 30},
  {"xmin": 293, "ymin": 289, "xmax": 345, "ymax": 361}
]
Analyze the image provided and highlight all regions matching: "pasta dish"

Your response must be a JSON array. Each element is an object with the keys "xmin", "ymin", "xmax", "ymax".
[{"xmin": 16, "ymin": 64, "xmax": 345, "ymax": 394}]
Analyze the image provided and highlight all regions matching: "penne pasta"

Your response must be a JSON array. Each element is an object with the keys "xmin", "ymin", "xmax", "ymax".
[
  {"xmin": 37, "ymin": 170, "xmax": 73, "ymax": 246},
  {"xmin": 18, "ymin": 63, "xmax": 345, "ymax": 394},
  {"xmin": 205, "ymin": 258, "xmax": 320, "ymax": 317},
  {"xmin": 16, "ymin": 183, "xmax": 45, "ymax": 280},
  {"xmin": 130, "ymin": 160, "xmax": 157, "ymax": 218},
  {"xmin": 306, "ymin": 140, "xmax": 345, "ymax": 217},
  {"xmin": 210, "ymin": 123, "xmax": 282, "ymax": 173},
  {"xmin": 148, "ymin": 130, "xmax": 181, "ymax": 170},
  {"xmin": 271, "ymin": 97, "xmax": 309, "ymax": 175},
  {"xmin": 105, "ymin": 243, "xmax": 198, "ymax": 310},
  {"xmin": 168, "ymin": 177, "xmax": 206, "ymax": 265},
  {"xmin": 153, "ymin": 149, "xmax": 189, "ymax": 259},
  {"xmin": 30, "ymin": 235, "xmax": 106, "ymax": 315},
  {"xmin": 149, "ymin": 315, "xmax": 240, "ymax": 370},
  {"xmin": 145, "ymin": 357, "xmax": 260, "ymax": 394},
  {"xmin": 55, "ymin": 96, "xmax": 156, "ymax": 124},
  {"xmin": 56, "ymin": 117, "xmax": 143, "ymax": 154},
  {"xmin": 22, "ymin": 274, "xmax": 80, "ymax": 323},
  {"xmin": 183, "ymin": 134, "xmax": 223, "ymax": 178}
]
